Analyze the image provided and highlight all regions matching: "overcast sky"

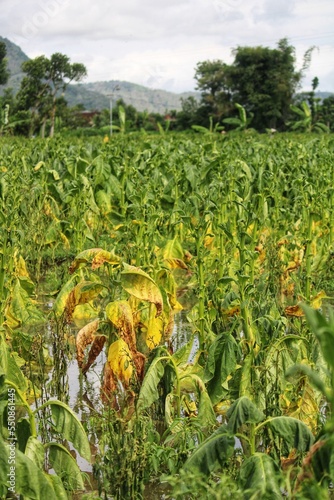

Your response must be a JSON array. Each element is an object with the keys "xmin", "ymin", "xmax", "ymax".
[{"xmin": 1, "ymin": 0, "xmax": 333, "ymax": 93}]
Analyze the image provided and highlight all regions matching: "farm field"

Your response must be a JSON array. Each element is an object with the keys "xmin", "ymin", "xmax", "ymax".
[{"xmin": 1, "ymin": 131, "xmax": 334, "ymax": 499}]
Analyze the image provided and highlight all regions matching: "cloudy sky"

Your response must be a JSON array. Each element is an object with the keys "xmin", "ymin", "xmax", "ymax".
[{"xmin": 1, "ymin": 0, "xmax": 333, "ymax": 93}]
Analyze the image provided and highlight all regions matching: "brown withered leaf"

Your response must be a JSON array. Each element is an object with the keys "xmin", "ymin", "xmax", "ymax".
[
  {"xmin": 101, "ymin": 361, "xmax": 117, "ymax": 404},
  {"xmin": 82, "ymin": 336, "xmax": 106, "ymax": 375},
  {"xmin": 76, "ymin": 319, "xmax": 99, "ymax": 369},
  {"xmin": 164, "ymin": 258, "xmax": 188, "ymax": 270},
  {"xmin": 133, "ymin": 351, "xmax": 146, "ymax": 382},
  {"xmin": 284, "ymin": 305, "xmax": 304, "ymax": 317}
]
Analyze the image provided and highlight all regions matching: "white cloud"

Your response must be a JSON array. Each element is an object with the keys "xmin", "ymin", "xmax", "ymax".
[{"xmin": 1, "ymin": 0, "xmax": 333, "ymax": 92}]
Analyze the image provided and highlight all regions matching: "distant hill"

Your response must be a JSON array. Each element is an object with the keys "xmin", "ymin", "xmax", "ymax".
[
  {"xmin": 0, "ymin": 36, "xmax": 29, "ymax": 94},
  {"xmin": 70, "ymin": 81, "xmax": 198, "ymax": 114},
  {"xmin": 0, "ymin": 37, "xmax": 199, "ymax": 113}
]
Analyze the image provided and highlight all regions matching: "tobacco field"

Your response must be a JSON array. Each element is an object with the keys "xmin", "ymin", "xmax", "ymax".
[{"xmin": 1, "ymin": 131, "xmax": 334, "ymax": 499}]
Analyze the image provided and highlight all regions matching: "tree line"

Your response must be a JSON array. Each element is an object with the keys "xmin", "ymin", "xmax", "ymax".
[{"xmin": 0, "ymin": 38, "xmax": 333, "ymax": 136}]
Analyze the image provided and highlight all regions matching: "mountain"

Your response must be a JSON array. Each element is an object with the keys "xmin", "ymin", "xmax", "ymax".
[
  {"xmin": 68, "ymin": 81, "xmax": 198, "ymax": 113},
  {"xmin": 0, "ymin": 36, "xmax": 29, "ymax": 94},
  {"xmin": 0, "ymin": 36, "xmax": 198, "ymax": 113}
]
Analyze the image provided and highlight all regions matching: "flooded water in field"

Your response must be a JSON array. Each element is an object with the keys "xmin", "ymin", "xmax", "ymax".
[{"xmin": 37, "ymin": 306, "xmax": 195, "ymax": 498}]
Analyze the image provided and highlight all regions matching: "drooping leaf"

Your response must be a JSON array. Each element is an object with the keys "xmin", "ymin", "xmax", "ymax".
[
  {"xmin": 65, "ymin": 281, "xmax": 104, "ymax": 322},
  {"xmin": 180, "ymin": 374, "xmax": 217, "ymax": 428},
  {"xmin": 172, "ymin": 338, "xmax": 194, "ymax": 366},
  {"xmin": 286, "ymin": 363, "xmax": 330, "ymax": 400},
  {"xmin": 39, "ymin": 400, "xmax": 91, "ymax": 462},
  {"xmin": 137, "ymin": 355, "xmax": 166, "ymax": 411},
  {"xmin": 53, "ymin": 276, "xmax": 76, "ymax": 318},
  {"xmin": 107, "ymin": 338, "xmax": 133, "ymax": 387},
  {"xmin": 46, "ymin": 474, "xmax": 68, "ymax": 500},
  {"xmin": 48, "ymin": 442, "xmax": 85, "ymax": 491},
  {"xmin": 69, "ymin": 247, "xmax": 121, "ymax": 273},
  {"xmin": 75, "ymin": 319, "xmax": 105, "ymax": 375},
  {"xmin": 83, "ymin": 335, "xmax": 106, "ymax": 375},
  {"xmin": 95, "ymin": 190, "xmax": 112, "ymax": 215},
  {"xmin": 5, "ymin": 279, "xmax": 44, "ymax": 328},
  {"xmin": 25, "ymin": 436, "xmax": 45, "ymax": 470},
  {"xmin": 184, "ymin": 425, "xmax": 235, "ymax": 475},
  {"xmin": 121, "ymin": 263, "xmax": 163, "ymax": 316},
  {"xmin": 227, "ymin": 396, "xmax": 265, "ymax": 433},
  {"xmin": 303, "ymin": 305, "xmax": 334, "ymax": 371},
  {"xmin": 76, "ymin": 319, "xmax": 99, "ymax": 369},
  {"xmin": 204, "ymin": 333, "xmax": 240, "ymax": 405},
  {"xmin": 239, "ymin": 453, "xmax": 282, "ymax": 499},
  {"xmin": 0, "ymin": 437, "xmax": 57, "ymax": 499},
  {"xmin": 106, "ymin": 300, "xmax": 136, "ymax": 351},
  {"xmin": 264, "ymin": 416, "xmax": 314, "ymax": 452},
  {"xmin": 161, "ymin": 238, "xmax": 188, "ymax": 269},
  {"xmin": 3, "ymin": 342, "xmax": 28, "ymax": 394}
]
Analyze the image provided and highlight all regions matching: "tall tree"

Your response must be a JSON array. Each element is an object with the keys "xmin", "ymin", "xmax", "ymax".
[
  {"xmin": 17, "ymin": 56, "xmax": 52, "ymax": 137},
  {"xmin": 195, "ymin": 39, "xmax": 313, "ymax": 131},
  {"xmin": 0, "ymin": 41, "xmax": 9, "ymax": 85},
  {"xmin": 194, "ymin": 60, "xmax": 232, "ymax": 123},
  {"xmin": 227, "ymin": 38, "xmax": 303, "ymax": 130},
  {"xmin": 18, "ymin": 53, "xmax": 87, "ymax": 137},
  {"xmin": 47, "ymin": 53, "xmax": 87, "ymax": 137}
]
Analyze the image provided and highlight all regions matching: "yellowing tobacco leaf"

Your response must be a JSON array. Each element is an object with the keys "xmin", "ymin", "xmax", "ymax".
[
  {"xmin": 14, "ymin": 253, "xmax": 30, "ymax": 278},
  {"xmin": 161, "ymin": 238, "xmax": 188, "ymax": 269},
  {"xmin": 121, "ymin": 263, "xmax": 163, "ymax": 316},
  {"xmin": 106, "ymin": 300, "xmax": 136, "ymax": 351},
  {"xmin": 310, "ymin": 290, "xmax": 327, "ymax": 309},
  {"xmin": 69, "ymin": 248, "xmax": 122, "ymax": 273},
  {"xmin": 72, "ymin": 303, "xmax": 99, "ymax": 328},
  {"xmin": 65, "ymin": 281, "xmax": 104, "ymax": 323},
  {"xmin": 107, "ymin": 339, "xmax": 133, "ymax": 387},
  {"xmin": 146, "ymin": 311, "xmax": 164, "ymax": 350}
]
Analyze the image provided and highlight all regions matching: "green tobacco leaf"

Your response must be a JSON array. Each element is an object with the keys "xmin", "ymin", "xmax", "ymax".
[
  {"xmin": 46, "ymin": 474, "xmax": 68, "ymax": 500},
  {"xmin": 286, "ymin": 363, "xmax": 329, "ymax": 399},
  {"xmin": 184, "ymin": 425, "xmax": 235, "ymax": 475},
  {"xmin": 1, "ymin": 334, "xmax": 28, "ymax": 393},
  {"xmin": 204, "ymin": 333, "xmax": 240, "ymax": 405},
  {"xmin": 310, "ymin": 434, "xmax": 334, "ymax": 483},
  {"xmin": 239, "ymin": 453, "xmax": 281, "ymax": 499},
  {"xmin": 95, "ymin": 189, "xmax": 112, "ymax": 215},
  {"xmin": 39, "ymin": 400, "xmax": 91, "ymax": 462},
  {"xmin": 48, "ymin": 442, "xmax": 85, "ymax": 491},
  {"xmin": 180, "ymin": 374, "xmax": 217, "ymax": 428},
  {"xmin": 0, "ymin": 437, "xmax": 57, "ymax": 499},
  {"xmin": 121, "ymin": 263, "xmax": 163, "ymax": 316},
  {"xmin": 227, "ymin": 396, "xmax": 264, "ymax": 433},
  {"xmin": 25, "ymin": 436, "xmax": 45, "ymax": 470},
  {"xmin": 172, "ymin": 338, "xmax": 194, "ymax": 366},
  {"xmin": 137, "ymin": 355, "xmax": 166, "ymax": 412},
  {"xmin": 264, "ymin": 416, "xmax": 314, "ymax": 452},
  {"xmin": 303, "ymin": 305, "xmax": 334, "ymax": 371},
  {"xmin": 5, "ymin": 279, "xmax": 44, "ymax": 328}
]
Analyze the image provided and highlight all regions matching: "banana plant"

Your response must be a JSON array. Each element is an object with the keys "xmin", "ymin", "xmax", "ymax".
[
  {"xmin": 289, "ymin": 101, "xmax": 329, "ymax": 133},
  {"xmin": 223, "ymin": 102, "xmax": 253, "ymax": 131}
]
